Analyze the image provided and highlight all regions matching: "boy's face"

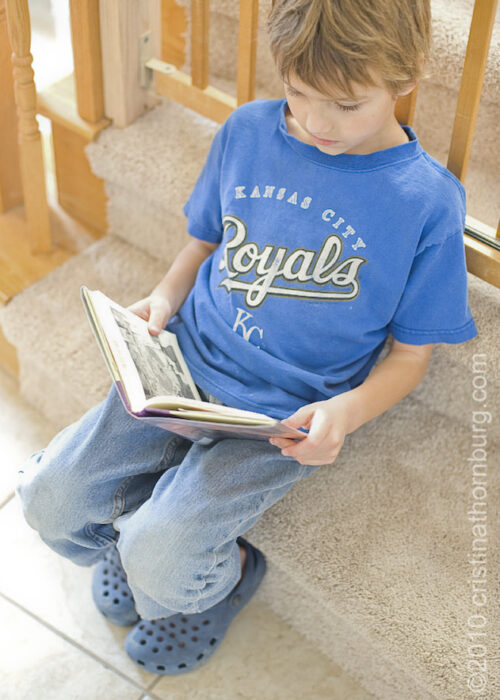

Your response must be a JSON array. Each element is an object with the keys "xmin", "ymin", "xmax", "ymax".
[{"xmin": 284, "ymin": 72, "xmax": 409, "ymax": 155}]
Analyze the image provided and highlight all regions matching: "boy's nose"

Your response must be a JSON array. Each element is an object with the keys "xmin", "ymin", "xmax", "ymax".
[{"xmin": 305, "ymin": 109, "xmax": 334, "ymax": 137}]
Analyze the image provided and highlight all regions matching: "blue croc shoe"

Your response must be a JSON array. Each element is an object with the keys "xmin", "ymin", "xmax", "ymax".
[
  {"xmin": 124, "ymin": 537, "xmax": 266, "ymax": 674},
  {"xmin": 92, "ymin": 545, "xmax": 140, "ymax": 626}
]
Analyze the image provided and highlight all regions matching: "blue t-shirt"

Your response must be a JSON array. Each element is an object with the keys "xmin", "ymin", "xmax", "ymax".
[{"xmin": 168, "ymin": 98, "xmax": 477, "ymax": 419}]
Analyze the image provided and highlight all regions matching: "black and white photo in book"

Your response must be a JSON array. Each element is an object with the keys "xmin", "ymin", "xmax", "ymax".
[{"xmin": 110, "ymin": 307, "xmax": 197, "ymax": 401}]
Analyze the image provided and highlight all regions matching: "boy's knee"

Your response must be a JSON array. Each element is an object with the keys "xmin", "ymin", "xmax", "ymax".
[
  {"xmin": 16, "ymin": 450, "xmax": 49, "ymax": 529},
  {"xmin": 16, "ymin": 450, "xmax": 78, "ymax": 538},
  {"xmin": 117, "ymin": 515, "xmax": 226, "ymax": 612}
]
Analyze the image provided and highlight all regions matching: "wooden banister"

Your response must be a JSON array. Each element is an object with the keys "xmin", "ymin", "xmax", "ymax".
[
  {"xmin": 395, "ymin": 89, "xmax": 418, "ymax": 127},
  {"xmin": 5, "ymin": 0, "xmax": 51, "ymax": 253},
  {"xmin": 150, "ymin": 0, "xmax": 260, "ymax": 123},
  {"xmin": 69, "ymin": 0, "xmax": 105, "ymax": 123},
  {"xmin": 191, "ymin": 0, "xmax": 209, "ymax": 90},
  {"xmin": 237, "ymin": 0, "xmax": 259, "ymax": 105},
  {"xmin": 161, "ymin": 0, "xmax": 187, "ymax": 67},
  {"xmin": 447, "ymin": 0, "xmax": 498, "ymax": 182},
  {"xmin": 0, "ymin": 0, "xmax": 23, "ymax": 213}
]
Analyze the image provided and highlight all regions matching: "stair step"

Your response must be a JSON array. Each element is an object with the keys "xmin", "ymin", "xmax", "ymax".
[
  {"xmin": 0, "ymin": 234, "xmax": 165, "ymax": 427},
  {"xmin": 38, "ymin": 74, "xmax": 111, "ymax": 142},
  {"xmin": 0, "ymin": 205, "xmax": 73, "ymax": 307}
]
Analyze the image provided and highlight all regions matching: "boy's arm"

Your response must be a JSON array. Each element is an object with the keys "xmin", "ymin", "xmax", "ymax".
[
  {"xmin": 339, "ymin": 339, "xmax": 434, "ymax": 433},
  {"xmin": 272, "ymin": 340, "xmax": 434, "ymax": 466},
  {"xmin": 128, "ymin": 236, "xmax": 218, "ymax": 334}
]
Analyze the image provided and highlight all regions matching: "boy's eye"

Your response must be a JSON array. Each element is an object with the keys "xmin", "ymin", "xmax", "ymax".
[{"xmin": 338, "ymin": 103, "xmax": 360, "ymax": 112}]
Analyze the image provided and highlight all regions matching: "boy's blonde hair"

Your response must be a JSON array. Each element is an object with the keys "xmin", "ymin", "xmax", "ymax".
[{"xmin": 267, "ymin": 0, "xmax": 431, "ymax": 99}]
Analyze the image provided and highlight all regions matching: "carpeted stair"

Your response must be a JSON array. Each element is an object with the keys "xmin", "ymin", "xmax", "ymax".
[{"xmin": 2, "ymin": 1, "xmax": 499, "ymax": 698}]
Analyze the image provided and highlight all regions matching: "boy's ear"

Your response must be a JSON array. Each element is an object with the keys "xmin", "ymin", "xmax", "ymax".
[
  {"xmin": 396, "ymin": 82, "xmax": 417, "ymax": 98},
  {"xmin": 395, "ymin": 52, "xmax": 424, "ymax": 98}
]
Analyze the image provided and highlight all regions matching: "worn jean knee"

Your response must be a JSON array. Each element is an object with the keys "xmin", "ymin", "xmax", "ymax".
[
  {"xmin": 15, "ymin": 443, "xmax": 116, "ymax": 565},
  {"xmin": 14, "ymin": 385, "xmax": 190, "ymax": 566},
  {"xmin": 116, "ymin": 504, "xmax": 241, "ymax": 618},
  {"xmin": 16, "ymin": 449, "xmax": 48, "ymax": 532},
  {"xmin": 17, "ymin": 448, "xmax": 72, "ymax": 537},
  {"xmin": 114, "ymin": 438, "xmax": 320, "ymax": 619}
]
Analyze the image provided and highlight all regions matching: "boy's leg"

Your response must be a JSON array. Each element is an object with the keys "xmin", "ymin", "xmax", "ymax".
[
  {"xmin": 113, "ymin": 436, "xmax": 320, "ymax": 620},
  {"xmin": 16, "ymin": 384, "xmax": 192, "ymax": 566}
]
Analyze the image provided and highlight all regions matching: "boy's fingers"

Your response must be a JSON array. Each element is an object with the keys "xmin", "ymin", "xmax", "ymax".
[
  {"xmin": 270, "ymin": 437, "xmax": 295, "ymax": 449},
  {"xmin": 148, "ymin": 304, "xmax": 170, "ymax": 334},
  {"xmin": 289, "ymin": 411, "xmax": 332, "ymax": 456},
  {"xmin": 281, "ymin": 404, "xmax": 314, "ymax": 429},
  {"xmin": 131, "ymin": 308, "xmax": 149, "ymax": 321},
  {"xmin": 148, "ymin": 317, "xmax": 164, "ymax": 334},
  {"xmin": 127, "ymin": 300, "xmax": 150, "ymax": 320},
  {"xmin": 127, "ymin": 297, "xmax": 172, "ymax": 334}
]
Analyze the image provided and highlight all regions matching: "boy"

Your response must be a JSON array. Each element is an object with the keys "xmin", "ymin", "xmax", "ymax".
[{"xmin": 16, "ymin": 0, "xmax": 477, "ymax": 676}]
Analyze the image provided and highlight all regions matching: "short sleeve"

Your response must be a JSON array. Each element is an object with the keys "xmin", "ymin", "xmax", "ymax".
[
  {"xmin": 182, "ymin": 122, "xmax": 228, "ymax": 244},
  {"xmin": 389, "ymin": 231, "xmax": 477, "ymax": 344}
]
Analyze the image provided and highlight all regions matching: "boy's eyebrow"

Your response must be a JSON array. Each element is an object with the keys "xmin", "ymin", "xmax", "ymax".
[{"xmin": 283, "ymin": 81, "xmax": 366, "ymax": 101}]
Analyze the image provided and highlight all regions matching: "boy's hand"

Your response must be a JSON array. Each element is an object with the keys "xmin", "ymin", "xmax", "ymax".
[
  {"xmin": 127, "ymin": 294, "xmax": 174, "ymax": 336},
  {"xmin": 269, "ymin": 394, "xmax": 357, "ymax": 466}
]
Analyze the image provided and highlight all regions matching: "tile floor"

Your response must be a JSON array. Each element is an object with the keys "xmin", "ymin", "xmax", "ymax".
[{"xmin": 0, "ymin": 368, "xmax": 371, "ymax": 699}]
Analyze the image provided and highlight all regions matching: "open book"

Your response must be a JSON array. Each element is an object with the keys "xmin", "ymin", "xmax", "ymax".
[{"xmin": 81, "ymin": 287, "xmax": 304, "ymax": 442}]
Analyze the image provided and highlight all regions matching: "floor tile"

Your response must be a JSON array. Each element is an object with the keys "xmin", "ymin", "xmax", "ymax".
[
  {"xmin": 0, "ymin": 499, "xmax": 370, "ymax": 700},
  {"xmin": 0, "ymin": 498, "xmax": 156, "ymax": 689},
  {"xmin": 0, "ymin": 370, "xmax": 58, "ymax": 506},
  {"xmin": 0, "ymin": 596, "xmax": 143, "ymax": 700},
  {"xmin": 150, "ymin": 600, "xmax": 371, "ymax": 700}
]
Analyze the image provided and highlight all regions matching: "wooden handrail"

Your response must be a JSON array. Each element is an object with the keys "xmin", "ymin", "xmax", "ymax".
[{"xmin": 5, "ymin": 0, "xmax": 51, "ymax": 253}]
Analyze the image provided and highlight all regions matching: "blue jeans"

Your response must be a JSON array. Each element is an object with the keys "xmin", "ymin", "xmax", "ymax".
[{"xmin": 16, "ymin": 385, "xmax": 319, "ymax": 620}]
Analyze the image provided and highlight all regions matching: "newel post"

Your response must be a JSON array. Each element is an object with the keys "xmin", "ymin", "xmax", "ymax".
[{"xmin": 99, "ymin": 0, "xmax": 161, "ymax": 127}]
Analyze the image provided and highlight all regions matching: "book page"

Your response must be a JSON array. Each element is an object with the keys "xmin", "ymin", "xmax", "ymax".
[
  {"xmin": 167, "ymin": 409, "xmax": 276, "ymax": 426},
  {"xmin": 83, "ymin": 288, "xmax": 200, "ymax": 413},
  {"xmin": 144, "ymin": 396, "xmax": 276, "ymax": 420},
  {"xmin": 81, "ymin": 287, "xmax": 121, "ymax": 383}
]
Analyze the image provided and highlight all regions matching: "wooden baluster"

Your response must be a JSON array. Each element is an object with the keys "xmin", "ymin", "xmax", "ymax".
[
  {"xmin": 69, "ymin": 0, "xmax": 105, "ymax": 123},
  {"xmin": 0, "ymin": 0, "xmax": 23, "ymax": 213},
  {"xmin": 5, "ymin": 0, "xmax": 51, "ymax": 253},
  {"xmin": 161, "ymin": 0, "xmax": 187, "ymax": 68},
  {"xmin": 237, "ymin": 0, "xmax": 258, "ymax": 105},
  {"xmin": 447, "ymin": 0, "xmax": 498, "ymax": 182},
  {"xmin": 191, "ymin": 0, "xmax": 209, "ymax": 89},
  {"xmin": 395, "ymin": 88, "xmax": 418, "ymax": 127}
]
